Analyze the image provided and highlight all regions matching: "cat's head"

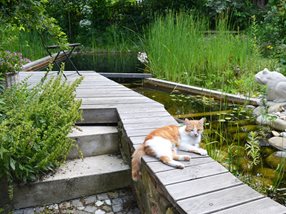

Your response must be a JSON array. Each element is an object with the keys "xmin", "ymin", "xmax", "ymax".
[{"xmin": 184, "ymin": 118, "xmax": 205, "ymax": 137}]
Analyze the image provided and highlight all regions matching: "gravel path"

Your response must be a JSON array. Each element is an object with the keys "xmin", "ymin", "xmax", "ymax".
[{"xmin": 13, "ymin": 188, "xmax": 140, "ymax": 214}]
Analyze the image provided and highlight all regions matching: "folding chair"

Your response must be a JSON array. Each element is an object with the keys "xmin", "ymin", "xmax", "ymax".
[{"xmin": 39, "ymin": 33, "xmax": 81, "ymax": 78}]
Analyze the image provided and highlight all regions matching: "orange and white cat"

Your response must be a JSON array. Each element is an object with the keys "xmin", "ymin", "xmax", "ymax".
[{"xmin": 132, "ymin": 118, "xmax": 207, "ymax": 181}]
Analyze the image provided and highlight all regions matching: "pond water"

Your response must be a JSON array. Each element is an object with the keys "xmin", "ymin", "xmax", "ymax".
[
  {"xmin": 69, "ymin": 52, "xmax": 285, "ymax": 206},
  {"xmin": 127, "ymin": 84, "xmax": 286, "ymax": 206}
]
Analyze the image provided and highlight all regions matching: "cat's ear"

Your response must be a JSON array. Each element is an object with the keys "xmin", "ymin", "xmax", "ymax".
[
  {"xmin": 184, "ymin": 118, "xmax": 190, "ymax": 124},
  {"xmin": 199, "ymin": 118, "xmax": 206, "ymax": 124}
]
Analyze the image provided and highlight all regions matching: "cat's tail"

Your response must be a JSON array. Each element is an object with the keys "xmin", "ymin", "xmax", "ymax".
[{"xmin": 131, "ymin": 144, "xmax": 145, "ymax": 182}]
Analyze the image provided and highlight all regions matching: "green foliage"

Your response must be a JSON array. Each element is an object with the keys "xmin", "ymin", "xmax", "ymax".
[
  {"xmin": 0, "ymin": 51, "xmax": 30, "ymax": 75},
  {"xmin": 145, "ymin": 12, "xmax": 275, "ymax": 96},
  {"xmin": 245, "ymin": 131, "xmax": 261, "ymax": 168},
  {"xmin": 204, "ymin": 0, "xmax": 259, "ymax": 30},
  {"xmin": 0, "ymin": 0, "xmax": 67, "ymax": 46},
  {"xmin": 0, "ymin": 76, "xmax": 82, "ymax": 183},
  {"xmin": 258, "ymin": 0, "xmax": 286, "ymax": 73}
]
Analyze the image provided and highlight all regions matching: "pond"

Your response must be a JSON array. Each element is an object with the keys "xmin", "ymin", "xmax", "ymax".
[
  {"xmin": 67, "ymin": 52, "xmax": 286, "ymax": 206},
  {"xmin": 128, "ymin": 83, "xmax": 286, "ymax": 206},
  {"xmin": 65, "ymin": 52, "xmax": 144, "ymax": 73}
]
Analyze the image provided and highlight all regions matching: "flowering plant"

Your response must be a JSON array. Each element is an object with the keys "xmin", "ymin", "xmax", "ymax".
[{"xmin": 0, "ymin": 50, "xmax": 30, "ymax": 75}]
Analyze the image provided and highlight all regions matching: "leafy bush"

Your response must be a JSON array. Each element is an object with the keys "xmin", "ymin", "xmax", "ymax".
[
  {"xmin": 258, "ymin": 0, "xmax": 286, "ymax": 73},
  {"xmin": 0, "ymin": 76, "xmax": 82, "ymax": 183},
  {"xmin": 0, "ymin": 50, "xmax": 30, "ymax": 75}
]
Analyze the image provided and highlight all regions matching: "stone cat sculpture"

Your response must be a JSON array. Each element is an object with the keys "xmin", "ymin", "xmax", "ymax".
[{"xmin": 255, "ymin": 68, "xmax": 286, "ymax": 102}]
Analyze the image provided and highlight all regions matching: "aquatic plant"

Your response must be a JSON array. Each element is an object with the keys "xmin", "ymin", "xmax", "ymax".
[
  {"xmin": 245, "ymin": 131, "xmax": 261, "ymax": 169},
  {"xmin": 145, "ymin": 12, "xmax": 275, "ymax": 96}
]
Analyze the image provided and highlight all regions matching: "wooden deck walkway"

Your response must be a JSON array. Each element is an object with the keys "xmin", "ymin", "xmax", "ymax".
[{"xmin": 19, "ymin": 71, "xmax": 286, "ymax": 214}]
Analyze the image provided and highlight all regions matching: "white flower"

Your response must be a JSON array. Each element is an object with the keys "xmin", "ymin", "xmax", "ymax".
[
  {"xmin": 79, "ymin": 19, "xmax": 92, "ymax": 28},
  {"xmin": 137, "ymin": 52, "xmax": 148, "ymax": 63}
]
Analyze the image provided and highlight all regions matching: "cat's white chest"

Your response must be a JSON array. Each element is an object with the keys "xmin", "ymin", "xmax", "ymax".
[{"xmin": 180, "ymin": 134, "xmax": 201, "ymax": 146}]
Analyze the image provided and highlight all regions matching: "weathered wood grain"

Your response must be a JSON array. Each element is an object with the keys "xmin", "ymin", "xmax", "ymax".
[
  {"xmin": 215, "ymin": 197, "xmax": 286, "ymax": 214},
  {"xmin": 156, "ymin": 161, "xmax": 228, "ymax": 185},
  {"xmin": 177, "ymin": 185, "xmax": 264, "ymax": 214},
  {"xmin": 166, "ymin": 172, "xmax": 242, "ymax": 201}
]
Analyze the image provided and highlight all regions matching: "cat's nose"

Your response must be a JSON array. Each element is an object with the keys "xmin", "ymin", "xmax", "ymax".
[{"xmin": 194, "ymin": 133, "xmax": 198, "ymax": 137}]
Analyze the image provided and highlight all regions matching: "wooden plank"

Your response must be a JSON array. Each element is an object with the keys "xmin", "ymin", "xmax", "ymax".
[
  {"xmin": 76, "ymin": 91, "xmax": 142, "ymax": 98},
  {"xmin": 118, "ymin": 110, "xmax": 170, "ymax": 119},
  {"xmin": 215, "ymin": 197, "xmax": 286, "ymax": 214},
  {"xmin": 156, "ymin": 161, "xmax": 228, "ymax": 185},
  {"xmin": 99, "ymin": 72, "xmax": 152, "ymax": 79},
  {"xmin": 123, "ymin": 121, "xmax": 178, "ymax": 131},
  {"xmin": 80, "ymin": 97, "xmax": 157, "ymax": 105},
  {"xmin": 166, "ymin": 172, "xmax": 242, "ymax": 201},
  {"xmin": 117, "ymin": 106, "xmax": 165, "ymax": 114},
  {"xmin": 120, "ymin": 115, "xmax": 174, "ymax": 124},
  {"xmin": 177, "ymin": 185, "xmax": 264, "ymax": 214},
  {"xmin": 147, "ymin": 157, "xmax": 213, "ymax": 173},
  {"xmin": 81, "ymin": 103, "xmax": 163, "ymax": 110}
]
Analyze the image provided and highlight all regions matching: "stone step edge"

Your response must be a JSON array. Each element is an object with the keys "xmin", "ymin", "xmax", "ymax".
[{"xmin": 13, "ymin": 155, "xmax": 131, "ymax": 209}]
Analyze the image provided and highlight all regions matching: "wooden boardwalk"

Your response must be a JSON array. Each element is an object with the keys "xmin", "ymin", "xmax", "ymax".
[{"xmin": 19, "ymin": 71, "xmax": 286, "ymax": 214}]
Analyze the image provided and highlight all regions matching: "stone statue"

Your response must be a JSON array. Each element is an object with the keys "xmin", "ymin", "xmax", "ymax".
[{"xmin": 255, "ymin": 68, "xmax": 286, "ymax": 102}]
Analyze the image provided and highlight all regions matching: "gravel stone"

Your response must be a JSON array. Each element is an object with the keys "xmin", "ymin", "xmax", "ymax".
[
  {"xmin": 85, "ymin": 205, "xmax": 97, "ymax": 213},
  {"xmin": 97, "ymin": 193, "xmax": 109, "ymax": 200},
  {"xmin": 95, "ymin": 201, "xmax": 104, "ymax": 207},
  {"xmin": 94, "ymin": 210, "xmax": 106, "ymax": 214},
  {"xmin": 85, "ymin": 195, "xmax": 97, "ymax": 205},
  {"xmin": 105, "ymin": 200, "xmax": 111, "ymax": 206},
  {"xmin": 71, "ymin": 199, "xmax": 83, "ymax": 207},
  {"xmin": 13, "ymin": 188, "xmax": 139, "ymax": 214},
  {"xmin": 112, "ymin": 203, "xmax": 123, "ymax": 213}
]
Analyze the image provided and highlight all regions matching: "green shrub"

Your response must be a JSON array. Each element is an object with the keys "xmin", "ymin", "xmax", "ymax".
[{"xmin": 0, "ymin": 76, "xmax": 82, "ymax": 183}]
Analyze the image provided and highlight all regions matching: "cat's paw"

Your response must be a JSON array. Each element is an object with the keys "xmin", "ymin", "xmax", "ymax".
[
  {"xmin": 199, "ymin": 149, "xmax": 208, "ymax": 156},
  {"xmin": 176, "ymin": 163, "xmax": 185, "ymax": 169},
  {"xmin": 184, "ymin": 155, "xmax": 191, "ymax": 161}
]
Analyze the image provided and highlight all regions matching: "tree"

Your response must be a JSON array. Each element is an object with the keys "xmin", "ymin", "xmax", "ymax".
[{"xmin": 0, "ymin": 0, "xmax": 67, "ymax": 45}]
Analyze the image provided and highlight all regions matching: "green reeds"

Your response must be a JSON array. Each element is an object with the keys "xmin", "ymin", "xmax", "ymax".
[
  {"xmin": 0, "ymin": 25, "xmax": 46, "ymax": 60},
  {"xmin": 145, "ymin": 12, "xmax": 275, "ymax": 96}
]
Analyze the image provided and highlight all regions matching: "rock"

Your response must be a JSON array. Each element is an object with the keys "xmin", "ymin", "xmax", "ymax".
[
  {"xmin": 256, "ymin": 168, "xmax": 277, "ymax": 180},
  {"xmin": 272, "ymin": 130, "xmax": 280, "ymax": 137},
  {"xmin": 71, "ymin": 199, "xmax": 83, "ymax": 207},
  {"xmin": 253, "ymin": 106, "xmax": 265, "ymax": 117},
  {"xmin": 228, "ymin": 145, "xmax": 246, "ymax": 157},
  {"xmin": 236, "ymin": 157, "xmax": 252, "ymax": 172},
  {"xmin": 245, "ymin": 105, "xmax": 256, "ymax": 110},
  {"xmin": 84, "ymin": 195, "xmax": 97, "ymax": 205},
  {"xmin": 266, "ymin": 152, "xmax": 286, "ymax": 170},
  {"xmin": 268, "ymin": 137, "xmax": 286, "ymax": 150},
  {"xmin": 107, "ymin": 192, "xmax": 118, "ymax": 199},
  {"xmin": 97, "ymin": 193, "xmax": 109, "ymax": 200},
  {"xmin": 280, "ymin": 132, "xmax": 286, "ymax": 137},
  {"xmin": 261, "ymin": 147, "xmax": 275, "ymax": 158},
  {"xmin": 274, "ymin": 151, "xmax": 286, "ymax": 158},
  {"xmin": 105, "ymin": 200, "xmax": 111, "ymax": 206},
  {"xmin": 268, "ymin": 103, "xmax": 285, "ymax": 113},
  {"xmin": 95, "ymin": 201, "xmax": 104, "ymax": 207},
  {"xmin": 233, "ymin": 132, "xmax": 248, "ymax": 141},
  {"xmin": 84, "ymin": 205, "xmax": 97, "ymax": 213},
  {"xmin": 258, "ymin": 139, "xmax": 270, "ymax": 147},
  {"xmin": 102, "ymin": 205, "xmax": 112, "ymax": 212},
  {"xmin": 257, "ymin": 115, "xmax": 286, "ymax": 131},
  {"xmin": 112, "ymin": 204, "xmax": 123, "ymax": 213},
  {"xmin": 95, "ymin": 210, "xmax": 106, "ymax": 214}
]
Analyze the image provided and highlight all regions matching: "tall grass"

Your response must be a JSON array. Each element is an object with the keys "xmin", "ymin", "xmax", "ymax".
[
  {"xmin": 145, "ymin": 12, "xmax": 275, "ymax": 96},
  {"xmin": 0, "ymin": 25, "xmax": 46, "ymax": 60}
]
